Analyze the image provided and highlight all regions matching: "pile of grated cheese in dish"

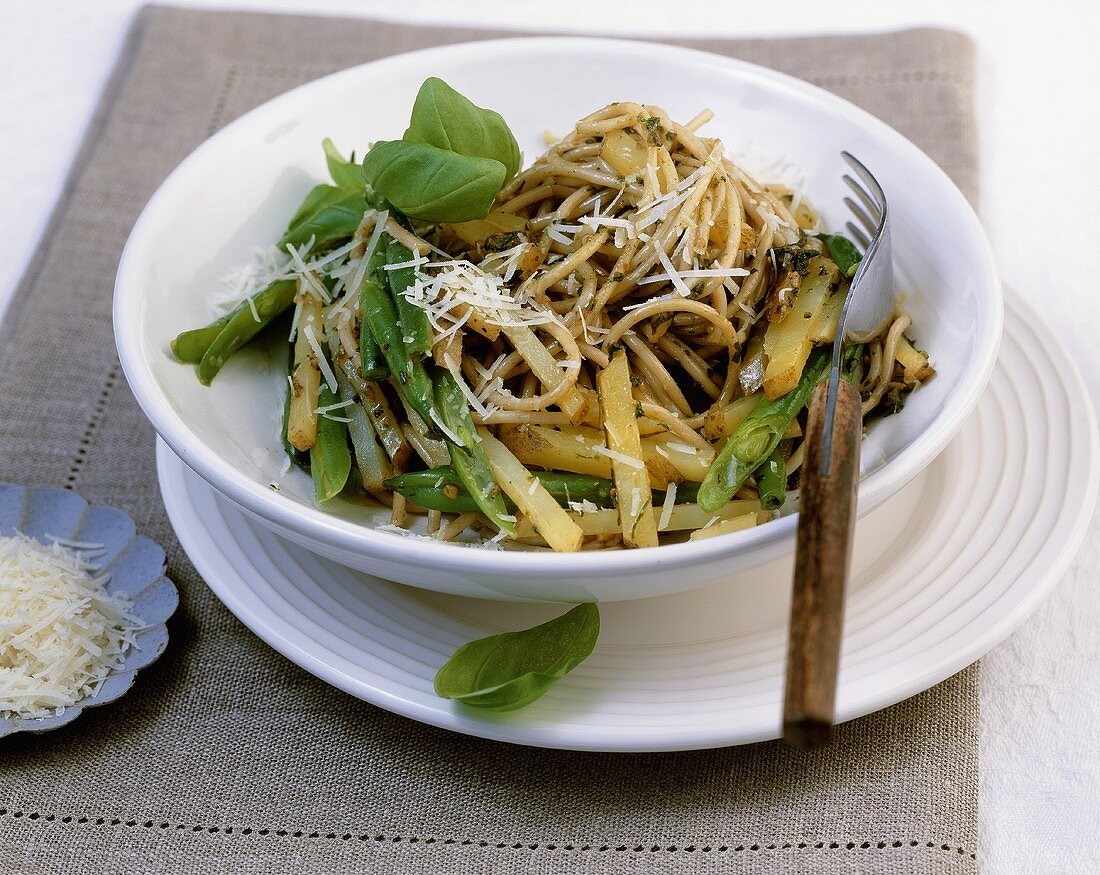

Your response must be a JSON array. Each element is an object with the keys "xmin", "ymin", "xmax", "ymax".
[{"xmin": 0, "ymin": 533, "xmax": 141, "ymax": 719}]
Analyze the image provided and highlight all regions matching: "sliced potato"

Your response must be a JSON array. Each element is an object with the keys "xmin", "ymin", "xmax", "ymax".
[
  {"xmin": 501, "ymin": 424, "xmax": 710, "ymax": 488},
  {"xmin": 598, "ymin": 351, "xmax": 659, "ymax": 548},
  {"xmin": 513, "ymin": 500, "xmax": 761, "ymax": 539},
  {"xmin": 477, "ymin": 428, "xmax": 583, "ymax": 552},
  {"xmin": 641, "ymin": 434, "xmax": 715, "ymax": 484},
  {"xmin": 446, "ymin": 210, "xmax": 526, "ymax": 245},
  {"xmin": 688, "ymin": 511, "xmax": 760, "ymax": 541},
  {"xmin": 450, "ymin": 302, "xmax": 501, "ymax": 342},
  {"xmin": 287, "ymin": 285, "xmax": 324, "ymax": 451},
  {"xmin": 703, "ymin": 394, "xmax": 801, "ymax": 443},
  {"xmin": 481, "ymin": 242, "xmax": 544, "ymax": 282},
  {"xmin": 810, "ymin": 289, "xmax": 844, "ymax": 343},
  {"xmin": 600, "ymin": 129, "xmax": 647, "ymax": 177},
  {"xmin": 703, "ymin": 395, "xmax": 761, "ymax": 441},
  {"xmin": 762, "ymin": 255, "xmax": 838, "ymax": 398},
  {"xmin": 502, "ymin": 425, "xmax": 611, "ymax": 479}
]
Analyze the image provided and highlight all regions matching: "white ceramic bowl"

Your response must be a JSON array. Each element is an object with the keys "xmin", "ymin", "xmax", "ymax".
[{"xmin": 115, "ymin": 37, "xmax": 1001, "ymax": 602}]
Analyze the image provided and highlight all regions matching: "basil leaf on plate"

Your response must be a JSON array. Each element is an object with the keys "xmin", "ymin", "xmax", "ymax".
[
  {"xmin": 434, "ymin": 603, "xmax": 600, "ymax": 711},
  {"xmin": 404, "ymin": 76, "xmax": 521, "ymax": 180},
  {"xmin": 362, "ymin": 140, "xmax": 506, "ymax": 224},
  {"xmin": 322, "ymin": 138, "xmax": 365, "ymax": 194},
  {"xmin": 280, "ymin": 184, "xmax": 366, "ymax": 251}
]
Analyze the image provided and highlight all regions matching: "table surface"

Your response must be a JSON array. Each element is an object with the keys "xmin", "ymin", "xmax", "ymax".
[{"xmin": 3, "ymin": 1, "xmax": 1098, "ymax": 871}]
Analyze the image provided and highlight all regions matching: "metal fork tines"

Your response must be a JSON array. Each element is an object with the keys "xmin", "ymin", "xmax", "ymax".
[
  {"xmin": 836, "ymin": 151, "xmax": 893, "ymax": 343},
  {"xmin": 817, "ymin": 152, "xmax": 894, "ymax": 475}
]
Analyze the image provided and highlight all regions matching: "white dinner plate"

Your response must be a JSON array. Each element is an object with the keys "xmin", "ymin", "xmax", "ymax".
[{"xmin": 159, "ymin": 292, "xmax": 1096, "ymax": 751}]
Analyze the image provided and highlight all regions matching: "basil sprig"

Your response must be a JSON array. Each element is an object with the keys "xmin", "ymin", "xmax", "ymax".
[
  {"xmin": 404, "ymin": 77, "xmax": 521, "ymax": 179},
  {"xmin": 362, "ymin": 77, "xmax": 520, "ymax": 224},
  {"xmin": 434, "ymin": 604, "xmax": 599, "ymax": 711}
]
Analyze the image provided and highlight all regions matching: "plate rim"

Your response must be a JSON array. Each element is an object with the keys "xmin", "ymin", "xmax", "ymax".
[
  {"xmin": 118, "ymin": 34, "xmax": 1003, "ymax": 580},
  {"xmin": 156, "ymin": 291, "xmax": 1097, "ymax": 752}
]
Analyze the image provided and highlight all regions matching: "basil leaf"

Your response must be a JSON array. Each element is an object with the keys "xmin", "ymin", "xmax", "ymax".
[
  {"xmin": 280, "ymin": 184, "xmax": 366, "ymax": 251},
  {"xmin": 362, "ymin": 140, "xmax": 506, "ymax": 224},
  {"xmin": 322, "ymin": 138, "xmax": 364, "ymax": 194},
  {"xmin": 284, "ymin": 184, "xmax": 343, "ymax": 235},
  {"xmin": 404, "ymin": 77, "xmax": 521, "ymax": 180},
  {"xmin": 434, "ymin": 604, "xmax": 600, "ymax": 711}
]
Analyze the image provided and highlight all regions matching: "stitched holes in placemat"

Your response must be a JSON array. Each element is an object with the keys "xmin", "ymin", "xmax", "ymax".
[
  {"xmin": 0, "ymin": 807, "xmax": 978, "ymax": 860},
  {"xmin": 206, "ymin": 66, "xmax": 239, "ymax": 137},
  {"xmin": 64, "ymin": 361, "xmax": 121, "ymax": 490},
  {"xmin": 806, "ymin": 69, "xmax": 973, "ymax": 89}
]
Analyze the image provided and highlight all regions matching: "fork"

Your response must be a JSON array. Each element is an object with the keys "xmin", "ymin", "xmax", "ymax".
[{"xmin": 782, "ymin": 152, "xmax": 893, "ymax": 748}]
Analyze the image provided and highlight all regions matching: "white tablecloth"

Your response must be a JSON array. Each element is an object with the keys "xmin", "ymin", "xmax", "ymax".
[{"xmin": 4, "ymin": 1, "xmax": 1098, "ymax": 870}]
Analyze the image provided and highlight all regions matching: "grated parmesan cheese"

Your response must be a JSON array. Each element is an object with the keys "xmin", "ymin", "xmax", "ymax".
[
  {"xmin": 638, "ymin": 266, "xmax": 750, "ymax": 286},
  {"xmin": 303, "ymin": 324, "xmax": 339, "ymax": 394},
  {"xmin": 428, "ymin": 408, "xmax": 465, "ymax": 447},
  {"xmin": 314, "ymin": 398, "xmax": 356, "ymax": 416},
  {"xmin": 590, "ymin": 444, "xmax": 644, "ymax": 469},
  {"xmin": 545, "ymin": 223, "xmax": 584, "ymax": 245},
  {"xmin": 654, "ymin": 246, "xmax": 693, "ymax": 297},
  {"xmin": 0, "ymin": 534, "xmax": 141, "ymax": 719},
  {"xmin": 658, "ymin": 482, "xmax": 677, "ymax": 531}
]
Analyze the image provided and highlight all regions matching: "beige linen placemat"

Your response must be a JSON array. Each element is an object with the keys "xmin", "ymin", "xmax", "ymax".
[{"xmin": 0, "ymin": 7, "xmax": 980, "ymax": 873}]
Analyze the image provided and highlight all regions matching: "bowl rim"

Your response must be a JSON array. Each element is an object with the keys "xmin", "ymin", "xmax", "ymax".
[{"xmin": 114, "ymin": 35, "xmax": 1003, "ymax": 578}]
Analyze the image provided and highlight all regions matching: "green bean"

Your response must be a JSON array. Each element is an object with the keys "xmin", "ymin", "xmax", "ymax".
[
  {"xmin": 358, "ymin": 322, "xmax": 389, "ymax": 381},
  {"xmin": 342, "ymin": 466, "xmax": 364, "ymax": 497},
  {"xmin": 818, "ymin": 233, "xmax": 862, "ymax": 278},
  {"xmin": 431, "ymin": 368, "xmax": 513, "ymax": 534},
  {"xmin": 698, "ymin": 347, "xmax": 832, "ymax": 513},
  {"xmin": 359, "ymin": 260, "xmax": 436, "ymax": 427},
  {"xmin": 386, "ymin": 467, "xmax": 610, "ymax": 513},
  {"xmin": 193, "ymin": 280, "xmax": 297, "ymax": 385},
  {"xmin": 755, "ymin": 444, "xmax": 787, "ymax": 512},
  {"xmin": 354, "ymin": 247, "xmax": 390, "ymax": 381},
  {"xmin": 310, "ymin": 385, "xmax": 351, "ymax": 501},
  {"xmin": 171, "ymin": 310, "xmax": 236, "ymax": 363},
  {"xmin": 667, "ymin": 481, "xmax": 701, "ymax": 504},
  {"xmin": 383, "ymin": 236, "xmax": 433, "ymax": 360},
  {"xmin": 385, "ymin": 467, "xmax": 700, "ymax": 514},
  {"xmin": 842, "ymin": 342, "xmax": 866, "ymax": 387}
]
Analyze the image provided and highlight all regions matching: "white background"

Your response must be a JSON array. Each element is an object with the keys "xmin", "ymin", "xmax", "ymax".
[{"xmin": 3, "ymin": 1, "xmax": 1098, "ymax": 871}]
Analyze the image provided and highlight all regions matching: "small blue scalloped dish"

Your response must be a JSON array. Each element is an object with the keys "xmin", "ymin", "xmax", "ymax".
[{"xmin": 0, "ymin": 483, "xmax": 178, "ymax": 738}]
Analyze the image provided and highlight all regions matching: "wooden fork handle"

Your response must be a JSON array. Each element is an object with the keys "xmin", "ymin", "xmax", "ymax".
[{"xmin": 783, "ymin": 379, "xmax": 862, "ymax": 748}]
